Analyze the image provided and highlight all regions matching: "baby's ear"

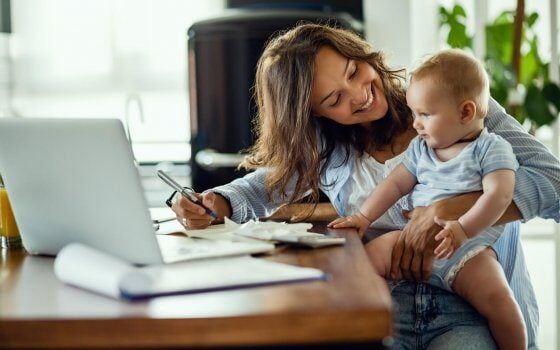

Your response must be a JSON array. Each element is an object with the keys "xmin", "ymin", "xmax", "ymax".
[{"xmin": 459, "ymin": 100, "xmax": 477, "ymax": 123}]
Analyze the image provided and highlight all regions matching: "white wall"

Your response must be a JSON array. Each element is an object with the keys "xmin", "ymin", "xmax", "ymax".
[{"xmin": 363, "ymin": 0, "xmax": 440, "ymax": 70}]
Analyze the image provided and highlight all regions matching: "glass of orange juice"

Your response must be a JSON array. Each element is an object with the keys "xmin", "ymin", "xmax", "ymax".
[{"xmin": 0, "ymin": 175, "xmax": 21, "ymax": 249}]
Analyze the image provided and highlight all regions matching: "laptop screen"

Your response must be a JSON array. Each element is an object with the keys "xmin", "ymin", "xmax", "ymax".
[{"xmin": 0, "ymin": 118, "xmax": 163, "ymax": 265}]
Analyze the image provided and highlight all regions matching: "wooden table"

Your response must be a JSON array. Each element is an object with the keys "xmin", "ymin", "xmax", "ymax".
[{"xmin": 0, "ymin": 223, "xmax": 392, "ymax": 349}]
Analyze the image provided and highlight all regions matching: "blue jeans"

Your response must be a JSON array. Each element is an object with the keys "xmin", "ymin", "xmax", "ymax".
[
  {"xmin": 389, "ymin": 281, "xmax": 496, "ymax": 350},
  {"xmin": 364, "ymin": 222, "xmax": 538, "ymax": 349}
]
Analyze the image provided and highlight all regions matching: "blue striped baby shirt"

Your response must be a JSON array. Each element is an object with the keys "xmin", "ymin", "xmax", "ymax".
[{"xmin": 403, "ymin": 128, "xmax": 519, "ymax": 207}]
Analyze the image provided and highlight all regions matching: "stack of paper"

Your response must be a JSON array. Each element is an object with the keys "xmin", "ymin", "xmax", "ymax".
[{"xmin": 158, "ymin": 218, "xmax": 346, "ymax": 248}]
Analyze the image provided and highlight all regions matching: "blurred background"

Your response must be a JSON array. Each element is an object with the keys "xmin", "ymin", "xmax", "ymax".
[{"xmin": 0, "ymin": 1, "xmax": 558, "ymax": 348}]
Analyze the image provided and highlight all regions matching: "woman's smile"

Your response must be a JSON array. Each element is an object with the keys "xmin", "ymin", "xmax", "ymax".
[{"xmin": 354, "ymin": 83, "xmax": 375, "ymax": 113}]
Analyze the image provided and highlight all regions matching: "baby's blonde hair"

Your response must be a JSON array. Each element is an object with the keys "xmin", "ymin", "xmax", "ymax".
[{"xmin": 410, "ymin": 49, "xmax": 489, "ymax": 118}]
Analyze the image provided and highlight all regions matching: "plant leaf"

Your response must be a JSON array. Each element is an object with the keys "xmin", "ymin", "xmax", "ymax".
[
  {"xmin": 439, "ymin": 6, "xmax": 450, "ymax": 24},
  {"xmin": 493, "ymin": 10, "xmax": 515, "ymax": 25},
  {"xmin": 526, "ymin": 12, "xmax": 539, "ymax": 27},
  {"xmin": 438, "ymin": 3, "xmax": 556, "ymax": 129},
  {"xmin": 520, "ymin": 47, "xmax": 539, "ymax": 85},
  {"xmin": 453, "ymin": 4, "xmax": 467, "ymax": 18},
  {"xmin": 524, "ymin": 83, "xmax": 556, "ymax": 127},
  {"xmin": 439, "ymin": 4, "xmax": 472, "ymax": 49},
  {"xmin": 543, "ymin": 82, "xmax": 560, "ymax": 112},
  {"xmin": 486, "ymin": 22, "xmax": 513, "ymax": 63},
  {"xmin": 448, "ymin": 22, "xmax": 471, "ymax": 48}
]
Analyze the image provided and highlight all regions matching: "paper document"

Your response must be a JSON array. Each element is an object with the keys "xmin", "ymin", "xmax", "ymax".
[
  {"xmin": 174, "ymin": 218, "xmax": 346, "ymax": 248},
  {"xmin": 156, "ymin": 235, "xmax": 275, "ymax": 263},
  {"xmin": 149, "ymin": 207, "xmax": 176, "ymax": 223},
  {"xmin": 54, "ymin": 243, "xmax": 326, "ymax": 300}
]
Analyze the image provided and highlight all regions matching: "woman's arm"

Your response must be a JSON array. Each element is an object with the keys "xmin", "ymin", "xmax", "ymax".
[
  {"xmin": 434, "ymin": 169, "xmax": 517, "ymax": 260},
  {"xmin": 172, "ymin": 167, "xmax": 289, "ymax": 229},
  {"xmin": 459, "ymin": 170, "xmax": 515, "ymax": 237},
  {"xmin": 486, "ymin": 98, "xmax": 560, "ymax": 221},
  {"xmin": 210, "ymin": 167, "xmax": 286, "ymax": 223},
  {"xmin": 268, "ymin": 202, "xmax": 339, "ymax": 221},
  {"xmin": 433, "ymin": 191, "xmax": 523, "ymax": 225},
  {"xmin": 390, "ymin": 192, "xmax": 523, "ymax": 281}
]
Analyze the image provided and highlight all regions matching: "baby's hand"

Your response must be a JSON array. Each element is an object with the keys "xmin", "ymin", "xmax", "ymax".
[
  {"xmin": 433, "ymin": 217, "xmax": 468, "ymax": 260},
  {"xmin": 328, "ymin": 212, "xmax": 371, "ymax": 237}
]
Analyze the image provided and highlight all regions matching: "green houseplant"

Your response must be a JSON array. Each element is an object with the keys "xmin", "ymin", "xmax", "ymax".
[{"xmin": 439, "ymin": 3, "xmax": 560, "ymax": 133}]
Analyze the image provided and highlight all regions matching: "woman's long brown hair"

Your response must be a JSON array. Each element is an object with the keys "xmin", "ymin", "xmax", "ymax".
[{"xmin": 241, "ymin": 23, "xmax": 411, "ymax": 216}]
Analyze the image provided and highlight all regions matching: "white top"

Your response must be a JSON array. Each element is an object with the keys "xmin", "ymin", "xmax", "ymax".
[{"xmin": 340, "ymin": 151, "xmax": 409, "ymax": 230}]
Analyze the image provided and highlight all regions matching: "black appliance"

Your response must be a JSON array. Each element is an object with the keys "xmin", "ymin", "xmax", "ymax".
[
  {"xmin": 188, "ymin": 9, "xmax": 362, "ymax": 191},
  {"xmin": 0, "ymin": 0, "xmax": 11, "ymax": 33},
  {"xmin": 227, "ymin": 0, "xmax": 364, "ymax": 22}
]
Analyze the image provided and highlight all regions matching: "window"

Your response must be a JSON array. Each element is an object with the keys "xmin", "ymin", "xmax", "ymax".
[{"xmin": 8, "ymin": 0, "xmax": 225, "ymax": 163}]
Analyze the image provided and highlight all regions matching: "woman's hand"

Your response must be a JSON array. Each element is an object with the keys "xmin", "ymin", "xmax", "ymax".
[
  {"xmin": 171, "ymin": 191, "xmax": 232, "ymax": 229},
  {"xmin": 389, "ymin": 192, "xmax": 488, "ymax": 281},
  {"xmin": 390, "ymin": 206, "xmax": 440, "ymax": 281}
]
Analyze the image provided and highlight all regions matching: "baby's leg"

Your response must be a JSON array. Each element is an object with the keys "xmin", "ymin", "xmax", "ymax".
[
  {"xmin": 364, "ymin": 231, "xmax": 401, "ymax": 278},
  {"xmin": 452, "ymin": 248, "xmax": 526, "ymax": 350}
]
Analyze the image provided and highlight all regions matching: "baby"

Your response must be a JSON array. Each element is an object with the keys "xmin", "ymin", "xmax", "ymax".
[{"xmin": 329, "ymin": 49, "xmax": 526, "ymax": 349}]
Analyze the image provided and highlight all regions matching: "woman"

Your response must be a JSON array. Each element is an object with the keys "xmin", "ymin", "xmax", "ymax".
[{"xmin": 173, "ymin": 24, "xmax": 559, "ymax": 349}]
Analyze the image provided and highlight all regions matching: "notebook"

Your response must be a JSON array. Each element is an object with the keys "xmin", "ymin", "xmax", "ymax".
[
  {"xmin": 55, "ymin": 243, "xmax": 326, "ymax": 300},
  {"xmin": 0, "ymin": 118, "xmax": 274, "ymax": 265}
]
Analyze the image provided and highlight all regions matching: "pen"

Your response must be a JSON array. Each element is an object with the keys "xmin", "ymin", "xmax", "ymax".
[
  {"xmin": 152, "ymin": 217, "xmax": 176, "ymax": 224},
  {"xmin": 157, "ymin": 170, "xmax": 217, "ymax": 219}
]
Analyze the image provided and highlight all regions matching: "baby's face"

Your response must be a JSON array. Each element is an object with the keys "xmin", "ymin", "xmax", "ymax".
[
  {"xmin": 311, "ymin": 46, "xmax": 389, "ymax": 127},
  {"xmin": 406, "ymin": 77, "xmax": 465, "ymax": 149}
]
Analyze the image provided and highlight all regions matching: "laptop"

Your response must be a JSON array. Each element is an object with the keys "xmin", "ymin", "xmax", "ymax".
[{"xmin": 0, "ymin": 118, "xmax": 273, "ymax": 265}]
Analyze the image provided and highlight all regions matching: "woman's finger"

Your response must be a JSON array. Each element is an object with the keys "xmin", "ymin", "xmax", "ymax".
[
  {"xmin": 176, "ymin": 193, "xmax": 214, "ymax": 218},
  {"xmin": 172, "ymin": 194, "xmax": 213, "ymax": 230},
  {"xmin": 410, "ymin": 251, "xmax": 423, "ymax": 281},
  {"xmin": 184, "ymin": 217, "xmax": 214, "ymax": 229},
  {"xmin": 201, "ymin": 192, "xmax": 216, "ymax": 211},
  {"xmin": 390, "ymin": 235, "xmax": 405, "ymax": 279},
  {"xmin": 175, "ymin": 195, "xmax": 202, "ymax": 214},
  {"xmin": 178, "ymin": 195, "xmax": 212, "ymax": 218}
]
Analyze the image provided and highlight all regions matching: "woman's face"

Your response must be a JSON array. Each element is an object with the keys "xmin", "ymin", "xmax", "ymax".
[{"xmin": 311, "ymin": 46, "xmax": 389, "ymax": 126}]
